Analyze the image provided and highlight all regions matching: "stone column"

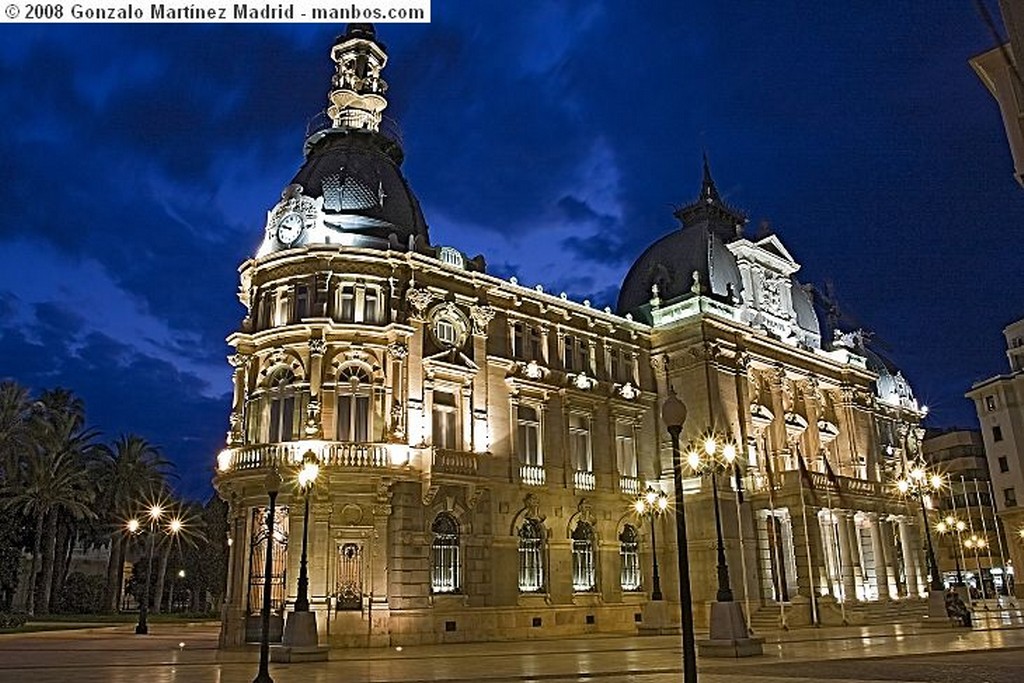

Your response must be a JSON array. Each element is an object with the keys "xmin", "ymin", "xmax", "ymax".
[
  {"xmin": 306, "ymin": 337, "xmax": 326, "ymax": 438},
  {"xmin": 898, "ymin": 518, "xmax": 921, "ymax": 597},
  {"xmin": 876, "ymin": 517, "xmax": 897, "ymax": 599},
  {"xmin": 835, "ymin": 511, "xmax": 858, "ymax": 601},
  {"xmin": 227, "ymin": 354, "xmax": 249, "ymax": 445},
  {"xmin": 868, "ymin": 513, "xmax": 890, "ymax": 601}
]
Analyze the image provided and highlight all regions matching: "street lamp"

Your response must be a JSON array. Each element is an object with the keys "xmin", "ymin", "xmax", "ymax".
[
  {"xmin": 661, "ymin": 388, "xmax": 697, "ymax": 683},
  {"xmin": 685, "ymin": 435, "xmax": 738, "ymax": 602},
  {"xmin": 935, "ymin": 516, "xmax": 967, "ymax": 586},
  {"xmin": 964, "ymin": 534, "xmax": 989, "ymax": 600},
  {"xmin": 634, "ymin": 488, "xmax": 669, "ymax": 601},
  {"xmin": 294, "ymin": 451, "xmax": 320, "ymax": 612},
  {"xmin": 254, "ymin": 468, "xmax": 283, "ymax": 683},
  {"xmin": 133, "ymin": 504, "xmax": 164, "ymax": 635},
  {"xmin": 894, "ymin": 464, "xmax": 945, "ymax": 592}
]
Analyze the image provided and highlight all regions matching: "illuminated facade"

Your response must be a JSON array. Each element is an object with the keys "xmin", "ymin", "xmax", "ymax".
[
  {"xmin": 214, "ymin": 25, "xmax": 931, "ymax": 647},
  {"xmin": 966, "ymin": 318, "xmax": 1024, "ymax": 597}
]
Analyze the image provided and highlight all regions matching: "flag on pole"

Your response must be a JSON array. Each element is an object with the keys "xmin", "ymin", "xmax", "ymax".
[
  {"xmin": 821, "ymin": 449, "xmax": 843, "ymax": 500},
  {"xmin": 795, "ymin": 445, "xmax": 819, "ymax": 505}
]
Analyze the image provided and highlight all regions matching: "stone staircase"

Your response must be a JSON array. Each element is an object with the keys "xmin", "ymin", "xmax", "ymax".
[{"xmin": 747, "ymin": 597, "xmax": 930, "ymax": 632}]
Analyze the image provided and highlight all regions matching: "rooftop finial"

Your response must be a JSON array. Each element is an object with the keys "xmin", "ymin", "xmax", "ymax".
[
  {"xmin": 327, "ymin": 24, "xmax": 389, "ymax": 132},
  {"xmin": 673, "ymin": 153, "xmax": 747, "ymax": 236}
]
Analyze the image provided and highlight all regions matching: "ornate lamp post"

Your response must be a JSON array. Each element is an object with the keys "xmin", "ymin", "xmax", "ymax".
[
  {"xmin": 634, "ymin": 488, "xmax": 669, "ymax": 601},
  {"xmin": 132, "ymin": 504, "xmax": 163, "ymax": 635},
  {"xmin": 895, "ymin": 464, "xmax": 945, "ymax": 592},
  {"xmin": 661, "ymin": 388, "xmax": 697, "ymax": 683},
  {"xmin": 254, "ymin": 468, "xmax": 282, "ymax": 683},
  {"xmin": 685, "ymin": 435, "xmax": 738, "ymax": 602},
  {"xmin": 964, "ymin": 534, "xmax": 989, "ymax": 600},
  {"xmin": 936, "ymin": 516, "xmax": 966, "ymax": 586},
  {"xmin": 294, "ymin": 451, "xmax": 320, "ymax": 612}
]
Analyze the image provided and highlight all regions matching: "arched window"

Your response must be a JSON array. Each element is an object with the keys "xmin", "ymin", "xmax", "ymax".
[
  {"xmin": 266, "ymin": 368, "xmax": 301, "ymax": 443},
  {"xmin": 619, "ymin": 524, "xmax": 641, "ymax": 591},
  {"xmin": 431, "ymin": 513, "xmax": 460, "ymax": 594},
  {"xmin": 572, "ymin": 521, "xmax": 596, "ymax": 592},
  {"xmin": 336, "ymin": 366, "xmax": 372, "ymax": 442},
  {"xmin": 518, "ymin": 520, "xmax": 544, "ymax": 593}
]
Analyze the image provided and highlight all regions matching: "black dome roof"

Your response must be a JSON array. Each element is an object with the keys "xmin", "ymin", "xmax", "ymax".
[
  {"xmin": 616, "ymin": 226, "xmax": 743, "ymax": 321},
  {"xmin": 291, "ymin": 128, "xmax": 429, "ymax": 249}
]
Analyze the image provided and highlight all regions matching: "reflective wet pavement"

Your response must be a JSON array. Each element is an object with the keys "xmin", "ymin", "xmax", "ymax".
[{"xmin": 2, "ymin": 613, "xmax": 1023, "ymax": 682}]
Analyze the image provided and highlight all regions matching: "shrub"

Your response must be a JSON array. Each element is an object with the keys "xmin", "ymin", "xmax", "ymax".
[
  {"xmin": 54, "ymin": 572, "xmax": 106, "ymax": 614},
  {"xmin": 0, "ymin": 612, "xmax": 27, "ymax": 629}
]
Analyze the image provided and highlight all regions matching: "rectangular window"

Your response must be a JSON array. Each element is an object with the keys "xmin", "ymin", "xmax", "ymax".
[
  {"xmin": 569, "ymin": 414, "xmax": 592, "ymax": 472},
  {"xmin": 337, "ymin": 394, "xmax": 371, "ymax": 442},
  {"xmin": 999, "ymin": 456, "xmax": 1010, "ymax": 473},
  {"xmin": 610, "ymin": 348, "xmax": 621, "ymax": 382},
  {"xmin": 517, "ymin": 405, "xmax": 541, "ymax": 466},
  {"xmin": 985, "ymin": 395, "xmax": 997, "ymax": 412},
  {"xmin": 339, "ymin": 286, "xmax": 356, "ymax": 322},
  {"xmin": 432, "ymin": 391, "xmax": 458, "ymax": 450},
  {"xmin": 293, "ymin": 284, "xmax": 309, "ymax": 322},
  {"xmin": 1005, "ymin": 487, "xmax": 1017, "ymax": 508},
  {"xmin": 615, "ymin": 421, "xmax": 637, "ymax": 477},
  {"xmin": 993, "ymin": 425, "xmax": 1004, "ymax": 442},
  {"xmin": 563, "ymin": 335, "xmax": 576, "ymax": 371},
  {"xmin": 511, "ymin": 322, "xmax": 525, "ymax": 359},
  {"xmin": 268, "ymin": 395, "xmax": 296, "ymax": 442},
  {"xmin": 363, "ymin": 287, "xmax": 379, "ymax": 324},
  {"xmin": 259, "ymin": 290, "xmax": 274, "ymax": 329},
  {"xmin": 528, "ymin": 327, "xmax": 542, "ymax": 362}
]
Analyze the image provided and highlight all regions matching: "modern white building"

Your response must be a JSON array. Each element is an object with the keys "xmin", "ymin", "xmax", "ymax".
[
  {"xmin": 967, "ymin": 318, "xmax": 1024, "ymax": 595},
  {"xmin": 214, "ymin": 25, "xmax": 934, "ymax": 648}
]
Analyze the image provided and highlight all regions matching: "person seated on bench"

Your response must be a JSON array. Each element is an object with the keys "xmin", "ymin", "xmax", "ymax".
[{"xmin": 945, "ymin": 588, "xmax": 972, "ymax": 627}]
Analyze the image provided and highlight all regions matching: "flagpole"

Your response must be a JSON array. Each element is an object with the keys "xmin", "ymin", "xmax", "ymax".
[
  {"xmin": 734, "ymin": 461, "xmax": 752, "ymax": 633},
  {"xmin": 822, "ymin": 474, "xmax": 848, "ymax": 625},
  {"xmin": 795, "ymin": 443, "xmax": 819, "ymax": 626},
  {"xmin": 950, "ymin": 484, "xmax": 973, "ymax": 610},
  {"xmin": 976, "ymin": 478, "xmax": 993, "ymax": 604},
  {"xmin": 762, "ymin": 432, "xmax": 788, "ymax": 630},
  {"xmin": 986, "ymin": 477, "xmax": 1013, "ymax": 606}
]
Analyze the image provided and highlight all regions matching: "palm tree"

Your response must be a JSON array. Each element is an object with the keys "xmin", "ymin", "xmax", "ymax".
[
  {"xmin": 0, "ymin": 381, "xmax": 32, "ymax": 483},
  {"xmin": 98, "ymin": 435, "xmax": 173, "ymax": 612},
  {"xmin": 2, "ymin": 410, "xmax": 98, "ymax": 614}
]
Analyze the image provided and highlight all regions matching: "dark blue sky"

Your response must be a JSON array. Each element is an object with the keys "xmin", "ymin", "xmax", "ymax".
[{"xmin": 1, "ymin": 4, "xmax": 1021, "ymax": 498}]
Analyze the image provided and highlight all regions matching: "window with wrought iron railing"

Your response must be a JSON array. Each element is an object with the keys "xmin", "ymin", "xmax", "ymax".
[
  {"xmin": 518, "ymin": 520, "xmax": 545, "ymax": 593},
  {"xmin": 619, "ymin": 525, "xmax": 641, "ymax": 591},
  {"xmin": 431, "ymin": 513, "xmax": 461, "ymax": 594},
  {"xmin": 572, "ymin": 521, "xmax": 596, "ymax": 592}
]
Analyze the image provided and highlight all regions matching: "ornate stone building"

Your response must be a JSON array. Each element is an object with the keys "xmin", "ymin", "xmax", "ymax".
[{"xmin": 214, "ymin": 25, "xmax": 931, "ymax": 647}]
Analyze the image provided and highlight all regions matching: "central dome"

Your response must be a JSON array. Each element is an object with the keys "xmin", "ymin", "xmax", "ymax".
[{"xmin": 291, "ymin": 128, "xmax": 429, "ymax": 249}]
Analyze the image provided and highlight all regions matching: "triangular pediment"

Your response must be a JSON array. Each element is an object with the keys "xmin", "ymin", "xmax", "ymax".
[
  {"xmin": 754, "ymin": 235, "xmax": 796, "ymax": 263},
  {"xmin": 423, "ymin": 348, "xmax": 479, "ymax": 374}
]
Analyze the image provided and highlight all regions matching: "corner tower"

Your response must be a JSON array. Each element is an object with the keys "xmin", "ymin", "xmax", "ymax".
[{"xmin": 256, "ymin": 23, "xmax": 429, "ymax": 259}]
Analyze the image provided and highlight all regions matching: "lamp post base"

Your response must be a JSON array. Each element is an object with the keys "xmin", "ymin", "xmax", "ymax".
[
  {"xmin": 638, "ymin": 600, "xmax": 681, "ymax": 635},
  {"xmin": 698, "ymin": 601, "xmax": 763, "ymax": 658},
  {"xmin": 272, "ymin": 611, "xmax": 328, "ymax": 663},
  {"xmin": 920, "ymin": 589, "xmax": 954, "ymax": 628}
]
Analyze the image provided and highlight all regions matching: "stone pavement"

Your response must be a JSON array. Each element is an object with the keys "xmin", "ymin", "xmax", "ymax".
[{"xmin": 1, "ymin": 614, "xmax": 1024, "ymax": 683}]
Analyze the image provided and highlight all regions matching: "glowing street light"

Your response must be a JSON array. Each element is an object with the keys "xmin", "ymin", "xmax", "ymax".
[
  {"xmin": 935, "ymin": 515, "xmax": 966, "ymax": 586},
  {"xmin": 634, "ymin": 488, "xmax": 669, "ymax": 601},
  {"xmin": 685, "ymin": 434, "xmax": 740, "ymax": 603},
  {"xmin": 294, "ymin": 451, "xmax": 320, "ymax": 613},
  {"xmin": 894, "ymin": 464, "xmax": 945, "ymax": 592},
  {"xmin": 964, "ymin": 534, "xmax": 990, "ymax": 600}
]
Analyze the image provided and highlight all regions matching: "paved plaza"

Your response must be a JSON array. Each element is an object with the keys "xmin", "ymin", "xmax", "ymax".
[{"xmin": 2, "ymin": 612, "xmax": 1024, "ymax": 683}]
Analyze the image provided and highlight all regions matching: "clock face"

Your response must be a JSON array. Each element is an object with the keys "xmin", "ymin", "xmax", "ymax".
[{"xmin": 276, "ymin": 212, "xmax": 304, "ymax": 245}]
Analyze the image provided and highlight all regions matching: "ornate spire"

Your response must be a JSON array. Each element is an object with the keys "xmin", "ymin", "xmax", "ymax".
[
  {"xmin": 327, "ymin": 23, "xmax": 389, "ymax": 132},
  {"xmin": 674, "ymin": 154, "xmax": 747, "ymax": 237}
]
